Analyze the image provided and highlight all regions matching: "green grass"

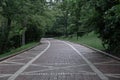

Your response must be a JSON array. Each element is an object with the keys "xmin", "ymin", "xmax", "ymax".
[
  {"xmin": 57, "ymin": 32, "xmax": 104, "ymax": 50},
  {"xmin": 0, "ymin": 42, "xmax": 38, "ymax": 58}
]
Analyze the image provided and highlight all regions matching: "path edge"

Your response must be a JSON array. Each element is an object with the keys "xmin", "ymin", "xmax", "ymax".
[
  {"xmin": 57, "ymin": 39, "xmax": 120, "ymax": 61},
  {"xmin": 73, "ymin": 42, "xmax": 120, "ymax": 61},
  {"xmin": 0, "ymin": 42, "xmax": 40, "ymax": 62}
]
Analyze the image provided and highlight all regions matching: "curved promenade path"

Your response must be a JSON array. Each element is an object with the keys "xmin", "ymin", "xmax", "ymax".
[{"xmin": 0, "ymin": 38, "xmax": 120, "ymax": 80}]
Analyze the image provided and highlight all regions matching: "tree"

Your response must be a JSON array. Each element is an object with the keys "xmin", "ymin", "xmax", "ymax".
[
  {"xmin": 0, "ymin": 0, "xmax": 21, "ymax": 53},
  {"xmin": 0, "ymin": 0, "xmax": 47, "ymax": 54},
  {"xmin": 103, "ymin": 4, "xmax": 120, "ymax": 55},
  {"xmin": 78, "ymin": 0, "xmax": 120, "ymax": 55}
]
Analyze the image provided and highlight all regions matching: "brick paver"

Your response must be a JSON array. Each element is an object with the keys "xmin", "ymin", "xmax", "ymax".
[{"xmin": 0, "ymin": 38, "xmax": 120, "ymax": 80}]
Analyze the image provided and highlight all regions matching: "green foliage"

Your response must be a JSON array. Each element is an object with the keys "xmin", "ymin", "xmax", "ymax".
[
  {"xmin": 0, "ymin": 0, "xmax": 120, "ymax": 56},
  {"xmin": 0, "ymin": 0, "xmax": 52, "ymax": 54},
  {"xmin": 103, "ymin": 4, "xmax": 120, "ymax": 55},
  {"xmin": 47, "ymin": 0, "xmax": 120, "ymax": 56},
  {"xmin": 79, "ymin": 0, "xmax": 120, "ymax": 55},
  {"xmin": 45, "ymin": 1, "xmax": 67, "ymax": 37},
  {"xmin": 58, "ymin": 32, "xmax": 104, "ymax": 50},
  {"xmin": 0, "ymin": 42, "xmax": 38, "ymax": 58}
]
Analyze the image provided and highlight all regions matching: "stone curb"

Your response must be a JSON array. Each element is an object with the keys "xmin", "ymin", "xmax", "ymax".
[
  {"xmin": 0, "ymin": 43, "xmax": 40, "ymax": 62},
  {"xmin": 75, "ymin": 42, "xmax": 120, "ymax": 61},
  {"xmin": 57, "ymin": 38, "xmax": 120, "ymax": 61}
]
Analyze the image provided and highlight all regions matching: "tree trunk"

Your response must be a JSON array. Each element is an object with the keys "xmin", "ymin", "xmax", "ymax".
[
  {"xmin": 22, "ymin": 31, "xmax": 25, "ymax": 45},
  {"xmin": 1, "ymin": 17, "xmax": 11, "ymax": 53},
  {"xmin": 65, "ymin": 10, "xmax": 68, "ymax": 37},
  {"xmin": 76, "ymin": 32, "xmax": 79, "ymax": 40},
  {"xmin": 21, "ymin": 19, "xmax": 27, "ymax": 45}
]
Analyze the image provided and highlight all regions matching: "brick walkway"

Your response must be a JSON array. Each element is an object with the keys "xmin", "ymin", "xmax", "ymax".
[{"xmin": 0, "ymin": 38, "xmax": 120, "ymax": 80}]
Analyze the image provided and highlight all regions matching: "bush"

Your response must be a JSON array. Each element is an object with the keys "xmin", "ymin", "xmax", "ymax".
[
  {"xmin": 103, "ymin": 4, "xmax": 120, "ymax": 55},
  {"xmin": 25, "ymin": 24, "xmax": 43, "ymax": 43}
]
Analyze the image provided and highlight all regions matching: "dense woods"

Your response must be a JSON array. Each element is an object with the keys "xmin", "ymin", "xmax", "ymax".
[
  {"xmin": 0, "ymin": 0, "xmax": 120, "ymax": 56},
  {"xmin": 0, "ymin": 0, "xmax": 48, "ymax": 53}
]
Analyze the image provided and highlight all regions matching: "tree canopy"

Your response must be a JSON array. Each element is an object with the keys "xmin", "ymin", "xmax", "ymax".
[
  {"xmin": 0, "ymin": 0, "xmax": 120, "ymax": 56},
  {"xmin": 45, "ymin": 0, "xmax": 120, "ymax": 56}
]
